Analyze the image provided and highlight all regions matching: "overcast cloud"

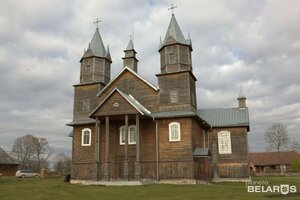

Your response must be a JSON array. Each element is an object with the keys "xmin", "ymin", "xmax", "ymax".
[{"xmin": 0, "ymin": 0, "xmax": 299, "ymax": 154}]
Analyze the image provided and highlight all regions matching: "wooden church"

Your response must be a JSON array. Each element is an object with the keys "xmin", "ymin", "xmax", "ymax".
[{"xmin": 67, "ymin": 12, "xmax": 250, "ymax": 182}]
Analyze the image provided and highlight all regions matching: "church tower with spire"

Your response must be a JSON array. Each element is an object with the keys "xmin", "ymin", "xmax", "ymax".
[
  {"xmin": 122, "ymin": 38, "xmax": 138, "ymax": 72},
  {"xmin": 157, "ymin": 13, "xmax": 197, "ymax": 112},
  {"xmin": 80, "ymin": 28, "xmax": 112, "ymax": 84},
  {"xmin": 73, "ymin": 27, "xmax": 112, "ymax": 122}
]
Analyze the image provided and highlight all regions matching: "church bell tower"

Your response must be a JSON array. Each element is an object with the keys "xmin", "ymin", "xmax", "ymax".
[
  {"xmin": 157, "ymin": 11, "xmax": 197, "ymax": 112},
  {"xmin": 72, "ymin": 22, "xmax": 112, "ymax": 122}
]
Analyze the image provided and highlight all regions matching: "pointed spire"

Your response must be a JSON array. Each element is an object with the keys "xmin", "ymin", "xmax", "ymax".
[
  {"xmin": 160, "ymin": 14, "xmax": 190, "ymax": 49},
  {"xmin": 126, "ymin": 38, "xmax": 134, "ymax": 51},
  {"xmin": 237, "ymin": 86, "xmax": 247, "ymax": 109},
  {"xmin": 238, "ymin": 86, "xmax": 245, "ymax": 98},
  {"xmin": 89, "ymin": 28, "xmax": 107, "ymax": 57}
]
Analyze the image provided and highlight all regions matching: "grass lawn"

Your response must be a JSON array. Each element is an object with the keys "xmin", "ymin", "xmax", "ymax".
[{"xmin": 0, "ymin": 176, "xmax": 300, "ymax": 200}]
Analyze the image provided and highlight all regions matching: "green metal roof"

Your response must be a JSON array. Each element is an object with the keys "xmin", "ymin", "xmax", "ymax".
[{"xmin": 197, "ymin": 108, "xmax": 250, "ymax": 129}]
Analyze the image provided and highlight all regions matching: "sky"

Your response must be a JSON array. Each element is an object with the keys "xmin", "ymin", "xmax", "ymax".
[{"xmin": 0, "ymin": 0, "xmax": 299, "ymax": 155}]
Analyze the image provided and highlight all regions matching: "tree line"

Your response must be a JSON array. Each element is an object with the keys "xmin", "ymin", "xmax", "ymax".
[{"xmin": 11, "ymin": 134, "xmax": 70, "ymax": 174}]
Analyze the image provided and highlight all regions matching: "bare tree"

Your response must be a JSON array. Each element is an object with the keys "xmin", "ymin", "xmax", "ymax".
[
  {"xmin": 11, "ymin": 134, "xmax": 53, "ymax": 171},
  {"xmin": 53, "ymin": 153, "xmax": 71, "ymax": 174},
  {"xmin": 11, "ymin": 134, "xmax": 36, "ymax": 169},
  {"xmin": 264, "ymin": 123, "xmax": 289, "ymax": 152},
  {"xmin": 289, "ymin": 140, "xmax": 300, "ymax": 152},
  {"xmin": 33, "ymin": 137, "xmax": 53, "ymax": 171}
]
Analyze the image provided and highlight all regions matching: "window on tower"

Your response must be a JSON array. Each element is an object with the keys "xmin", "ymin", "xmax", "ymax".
[
  {"xmin": 81, "ymin": 128, "xmax": 91, "ymax": 146},
  {"xmin": 170, "ymin": 90, "xmax": 178, "ymax": 103}
]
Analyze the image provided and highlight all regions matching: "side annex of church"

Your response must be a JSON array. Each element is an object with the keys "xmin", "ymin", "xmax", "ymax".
[{"xmin": 67, "ymin": 12, "xmax": 250, "ymax": 182}]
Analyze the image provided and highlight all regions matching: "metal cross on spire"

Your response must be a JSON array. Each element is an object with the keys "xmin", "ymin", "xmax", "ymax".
[
  {"xmin": 93, "ymin": 18, "xmax": 101, "ymax": 28},
  {"xmin": 168, "ymin": 3, "xmax": 177, "ymax": 15}
]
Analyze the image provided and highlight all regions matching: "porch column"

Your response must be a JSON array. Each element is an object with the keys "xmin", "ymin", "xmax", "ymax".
[
  {"xmin": 95, "ymin": 117, "xmax": 100, "ymax": 180},
  {"xmin": 104, "ymin": 116, "xmax": 110, "ymax": 180},
  {"xmin": 135, "ymin": 114, "xmax": 141, "ymax": 179},
  {"xmin": 124, "ymin": 114, "xmax": 129, "ymax": 180}
]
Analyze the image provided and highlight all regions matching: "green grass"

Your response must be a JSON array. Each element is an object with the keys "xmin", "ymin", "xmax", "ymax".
[{"xmin": 0, "ymin": 176, "xmax": 300, "ymax": 200}]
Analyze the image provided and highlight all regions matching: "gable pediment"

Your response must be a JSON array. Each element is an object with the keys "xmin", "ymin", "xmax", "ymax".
[
  {"xmin": 96, "ymin": 67, "xmax": 159, "ymax": 113},
  {"xmin": 97, "ymin": 67, "xmax": 158, "ymax": 99},
  {"xmin": 91, "ymin": 88, "xmax": 151, "ymax": 117}
]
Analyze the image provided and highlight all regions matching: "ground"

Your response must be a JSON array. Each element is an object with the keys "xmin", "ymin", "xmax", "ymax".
[{"xmin": 0, "ymin": 177, "xmax": 300, "ymax": 200}]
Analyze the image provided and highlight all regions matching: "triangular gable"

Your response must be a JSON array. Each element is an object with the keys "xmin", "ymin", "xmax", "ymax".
[
  {"xmin": 97, "ymin": 67, "xmax": 158, "ymax": 97},
  {"xmin": 90, "ymin": 88, "xmax": 151, "ymax": 117}
]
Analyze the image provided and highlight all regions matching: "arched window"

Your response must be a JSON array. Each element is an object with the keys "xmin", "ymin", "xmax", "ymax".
[
  {"xmin": 218, "ymin": 131, "xmax": 232, "ymax": 154},
  {"xmin": 129, "ymin": 125, "xmax": 136, "ymax": 145},
  {"xmin": 120, "ymin": 126, "xmax": 125, "ymax": 145},
  {"xmin": 81, "ymin": 128, "xmax": 91, "ymax": 146},
  {"xmin": 119, "ymin": 125, "xmax": 136, "ymax": 145},
  {"xmin": 169, "ymin": 122, "xmax": 181, "ymax": 142}
]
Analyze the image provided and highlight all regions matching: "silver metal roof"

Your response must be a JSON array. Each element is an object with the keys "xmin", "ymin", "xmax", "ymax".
[
  {"xmin": 82, "ymin": 28, "xmax": 107, "ymax": 58},
  {"xmin": 152, "ymin": 110, "xmax": 197, "ymax": 118},
  {"xmin": 197, "ymin": 108, "xmax": 249, "ymax": 128},
  {"xmin": 193, "ymin": 148, "xmax": 210, "ymax": 157},
  {"xmin": 66, "ymin": 118, "xmax": 96, "ymax": 126},
  {"xmin": 160, "ymin": 14, "xmax": 191, "ymax": 49},
  {"xmin": 119, "ymin": 90, "xmax": 151, "ymax": 116},
  {"xmin": 126, "ymin": 39, "xmax": 134, "ymax": 51}
]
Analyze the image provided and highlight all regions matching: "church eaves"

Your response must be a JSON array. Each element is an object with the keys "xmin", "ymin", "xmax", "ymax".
[{"xmin": 160, "ymin": 14, "xmax": 191, "ymax": 49}]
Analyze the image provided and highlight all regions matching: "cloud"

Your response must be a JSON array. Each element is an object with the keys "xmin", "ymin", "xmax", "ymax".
[{"xmin": 0, "ymin": 0, "xmax": 299, "ymax": 155}]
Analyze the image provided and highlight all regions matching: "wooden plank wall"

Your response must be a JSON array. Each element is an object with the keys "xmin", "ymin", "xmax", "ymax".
[
  {"xmin": 74, "ymin": 83, "xmax": 102, "ymax": 120},
  {"xmin": 209, "ymin": 127, "xmax": 249, "ymax": 178},
  {"xmin": 217, "ymin": 163, "xmax": 249, "ymax": 178},
  {"xmin": 97, "ymin": 70, "xmax": 159, "ymax": 112}
]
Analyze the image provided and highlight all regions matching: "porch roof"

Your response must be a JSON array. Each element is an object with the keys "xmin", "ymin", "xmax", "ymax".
[
  {"xmin": 193, "ymin": 148, "xmax": 210, "ymax": 157},
  {"xmin": 66, "ymin": 118, "xmax": 95, "ymax": 126}
]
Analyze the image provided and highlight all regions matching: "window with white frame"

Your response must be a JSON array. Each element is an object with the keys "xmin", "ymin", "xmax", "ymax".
[
  {"xmin": 218, "ymin": 131, "xmax": 232, "ymax": 154},
  {"xmin": 129, "ymin": 126, "xmax": 136, "ymax": 144},
  {"xmin": 81, "ymin": 128, "xmax": 91, "ymax": 146},
  {"xmin": 169, "ymin": 122, "xmax": 181, "ymax": 142},
  {"xmin": 119, "ymin": 125, "xmax": 136, "ymax": 145}
]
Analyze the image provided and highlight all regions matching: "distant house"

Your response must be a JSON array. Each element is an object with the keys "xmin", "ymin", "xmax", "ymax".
[
  {"xmin": 249, "ymin": 151, "xmax": 300, "ymax": 173},
  {"xmin": 0, "ymin": 147, "xmax": 20, "ymax": 176}
]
